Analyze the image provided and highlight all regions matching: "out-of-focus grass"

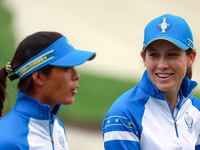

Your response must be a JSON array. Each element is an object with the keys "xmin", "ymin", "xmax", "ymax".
[
  {"xmin": 194, "ymin": 91, "xmax": 200, "ymax": 100},
  {"xmin": 58, "ymin": 72, "xmax": 137, "ymax": 129},
  {"xmin": 0, "ymin": 0, "xmax": 15, "ymax": 67},
  {"xmin": 0, "ymin": 0, "xmax": 16, "ymax": 114}
]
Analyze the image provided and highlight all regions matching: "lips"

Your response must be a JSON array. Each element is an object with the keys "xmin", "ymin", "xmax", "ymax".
[
  {"xmin": 71, "ymin": 83, "xmax": 79, "ymax": 95},
  {"xmin": 156, "ymin": 73, "xmax": 172, "ymax": 78},
  {"xmin": 71, "ymin": 89, "xmax": 78, "ymax": 95}
]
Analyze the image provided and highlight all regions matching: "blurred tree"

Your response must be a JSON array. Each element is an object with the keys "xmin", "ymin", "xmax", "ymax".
[
  {"xmin": 0, "ymin": 0, "xmax": 15, "ymax": 66},
  {"xmin": 0, "ymin": 0, "xmax": 17, "ymax": 116}
]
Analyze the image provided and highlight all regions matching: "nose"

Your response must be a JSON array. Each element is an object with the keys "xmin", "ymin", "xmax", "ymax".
[
  {"xmin": 157, "ymin": 57, "xmax": 168, "ymax": 70},
  {"xmin": 72, "ymin": 67, "xmax": 80, "ymax": 81}
]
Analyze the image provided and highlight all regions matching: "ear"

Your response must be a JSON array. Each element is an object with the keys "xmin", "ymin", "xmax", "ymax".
[
  {"xmin": 187, "ymin": 50, "xmax": 196, "ymax": 67},
  {"xmin": 32, "ymin": 71, "xmax": 44, "ymax": 86},
  {"xmin": 140, "ymin": 52, "xmax": 147, "ymax": 67}
]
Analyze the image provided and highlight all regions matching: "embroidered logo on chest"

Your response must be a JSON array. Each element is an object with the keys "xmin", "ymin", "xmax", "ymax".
[
  {"xmin": 184, "ymin": 112, "xmax": 193, "ymax": 134},
  {"xmin": 58, "ymin": 131, "xmax": 66, "ymax": 149}
]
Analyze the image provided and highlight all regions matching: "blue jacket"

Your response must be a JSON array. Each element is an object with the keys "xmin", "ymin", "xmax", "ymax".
[
  {"xmin": 0, "ymin": 91, "xmax": 69, "ymax": 150},
  {"xmin": 102, "ymin": 70, "xmax": 200, "ymax": 150}
]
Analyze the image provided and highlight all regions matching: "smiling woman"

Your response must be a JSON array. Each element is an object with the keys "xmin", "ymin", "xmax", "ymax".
[
  {"xmin": 0, "ymin": 31, "xmax": 96, "ymax": 149},
  {"xmin": 141, "ymin": 40, "xmax": 196, "ymax": 111},
  {"xmin": 102, "ymin": 14, "xmax": 200, "ymax": 150}
]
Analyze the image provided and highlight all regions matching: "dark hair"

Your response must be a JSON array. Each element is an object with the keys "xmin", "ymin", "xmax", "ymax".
[
  {"xmin": 185, "ymin": 48, "xmax": 194, "ymax": 79},
  {"xmin": 142, "ymin": 47, "xmax": 194, "ymax": 79},
  {"xmin": 0, "ymin": 31, "xmax": 63, "ymax": 117}
]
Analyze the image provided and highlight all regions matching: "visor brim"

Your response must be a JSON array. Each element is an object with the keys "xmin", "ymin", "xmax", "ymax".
[{"xmin": 49, "ymin": 49, "xmax": 96, "ymax": 67}]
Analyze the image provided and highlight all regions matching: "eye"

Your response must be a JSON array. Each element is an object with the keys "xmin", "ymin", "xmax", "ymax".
[
  {"xmin": 146, "ymin": 49, "xmax": 159, "ymax": 58},
  {"xmin": 149, "ymin": 53, "xmax": 158, "ymax": 57},
  {"xmin": 169, "ymin": 53, "xmax": 179, "ymax": 57},
  {"xmin": 168, "ymin": 49, "xmax": 182, "ymax": 57},
  {"xmin": 63, "ymin": 67, "xmax": 71, "ymax": 71}
]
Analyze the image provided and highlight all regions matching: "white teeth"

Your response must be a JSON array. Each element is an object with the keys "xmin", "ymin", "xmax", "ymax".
[{"xmin": 157, "ymin": 74, "xmax": 170, "ymax": 78}]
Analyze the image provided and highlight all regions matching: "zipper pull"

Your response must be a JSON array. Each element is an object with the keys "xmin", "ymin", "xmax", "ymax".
[
  {"xmin": 51, "ymin": 135, "xmax": 54, "ymax": 144},
  {"xmin": 174, "ymin": 118, "xmax": 178, "ymax": 127}
]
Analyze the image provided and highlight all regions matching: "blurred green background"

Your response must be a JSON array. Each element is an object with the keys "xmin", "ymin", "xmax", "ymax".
[
  {"xmin": 0, "ymin": 0, "xmax": 137, "ymax": 131},
  {"xmin": 1, "ymin": 0, "xmax": 200, "ymax": 132}
]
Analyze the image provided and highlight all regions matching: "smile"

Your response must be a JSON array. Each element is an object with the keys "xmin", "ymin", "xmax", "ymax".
[{"xmin": 157, "ymin": 74, "xmax": 171, "ymax": 78}]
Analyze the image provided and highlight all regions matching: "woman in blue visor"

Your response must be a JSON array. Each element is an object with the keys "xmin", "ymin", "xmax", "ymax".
[{"xmin": 0, "ymin": 31, "xmax": 96, "ymax": 149}]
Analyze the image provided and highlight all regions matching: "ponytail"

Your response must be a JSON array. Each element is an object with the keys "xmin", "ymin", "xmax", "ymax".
[
  {"xmin": 0, "ymin": 31, "xmax": 63, "ymax": 117},
  {"xmin": 0, "ymin": 67, "xmax": 8, "ymax": 117}
]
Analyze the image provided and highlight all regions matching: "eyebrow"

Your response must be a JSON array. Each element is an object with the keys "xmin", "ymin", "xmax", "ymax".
[{"xmin": 146, "ymin": 48, "xmax": 157, "ymax": 52}]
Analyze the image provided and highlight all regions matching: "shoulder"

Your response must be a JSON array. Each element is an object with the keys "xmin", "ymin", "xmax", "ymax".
[
  {"xmin": 0, "ymin": 109, "xmax": 29, "ymax": 129},
  {"xmin": 102, "ymin": 85, "xmax": 149, "ymax": 133},
  {"xmin": 0, "ymin": 109, "xmax": 29, "ymax": 148},
  {"xmin": 189, "ymin": 95, "xmax": 200, "ymax": 111},
  {"xmin": 55, "ymin": 117, "xmax": 65, "ymax": 129},
  {"xmin": 106, "ymin": 86, "xmax": 149, "ymax": 116}
]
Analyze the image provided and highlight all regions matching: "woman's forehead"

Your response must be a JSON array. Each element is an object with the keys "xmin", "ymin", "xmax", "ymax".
[{"xmin": 146, "ymin": 40, "xmax": 182, "ymax": 51}]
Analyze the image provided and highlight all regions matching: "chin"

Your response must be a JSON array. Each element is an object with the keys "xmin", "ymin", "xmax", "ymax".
[
  {"xmin": 62, "ymin": 97, "xmax": 75, "ymax": 105},
  {"xmin": 156, "ymin": 84, "xmax": 174, "ymax": 92},
  {"xmin": 158, "ymin": 87, "xmax": 174, "ymax": 92}
]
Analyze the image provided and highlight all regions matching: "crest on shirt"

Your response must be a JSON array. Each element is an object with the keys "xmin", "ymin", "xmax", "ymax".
[
  {"xmin": 58, "ymin": 131, "xmax": 66, "ymax": 148},
  {"xmin": 157, "ymin": 17, "xmax": 171, "ymax": 33},
  {"xmin": 184, "ymin": 112, "xmax": 193, "ymax": 134}
]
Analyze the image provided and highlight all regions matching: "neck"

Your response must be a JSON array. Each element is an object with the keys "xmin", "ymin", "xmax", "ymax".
[
  {"xmin": 161, "ymin": 91, "xmax": 179, "ymax": 112},
  {"xmin": 29, "ymin": 89, "xmax": 55, "ymax": 111}
]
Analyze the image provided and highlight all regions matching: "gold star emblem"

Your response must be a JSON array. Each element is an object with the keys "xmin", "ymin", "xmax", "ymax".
[{"xmin": 115, "ymin": 119, "xmax": 119, "ymax": 122}]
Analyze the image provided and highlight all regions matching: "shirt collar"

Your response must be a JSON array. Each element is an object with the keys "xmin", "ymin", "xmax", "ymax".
[
  {"xmin": 14, "ymin": 91, "xmax": 62, "ymax": 120},
  {"xmin": 139, "ymin": 70, "xmax": 197, "ymax": 100}
]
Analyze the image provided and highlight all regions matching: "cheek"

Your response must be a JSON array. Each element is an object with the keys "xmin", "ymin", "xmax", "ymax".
[
  {"xmin": 45, "ymin": 72, "xmax": 72, "ymax": 94},
  {"xmin": 145, "ymin": 59, "xmax": 156, "ymax": 70},
  {"xmin": 60, "ymin": 76, "xmax": 72, "ymax": 90},
  {"xmin": 55, "ymin": 79, "xmax": 70, "ymax": 90},
  {"xmin": 171, "ymin": 60, "xmax": 187, "ymax": 70}
]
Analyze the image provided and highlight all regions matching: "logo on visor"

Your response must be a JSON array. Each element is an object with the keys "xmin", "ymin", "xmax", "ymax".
[
  {"xmin": 65, "ymin": 38, "xmax": 73, "ymax": 47},
  {"xmin": 157, "ymin": 17, "xmax": 171, "ymax": 33},
  {"xmin": 15, "ymin": 50, "xmax": 54, "ymax": 78}
]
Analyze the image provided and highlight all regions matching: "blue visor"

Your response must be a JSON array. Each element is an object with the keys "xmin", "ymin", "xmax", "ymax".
[{"xmin": 12, "ymin": 36, "xmax": 96, "ymax": 80}]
